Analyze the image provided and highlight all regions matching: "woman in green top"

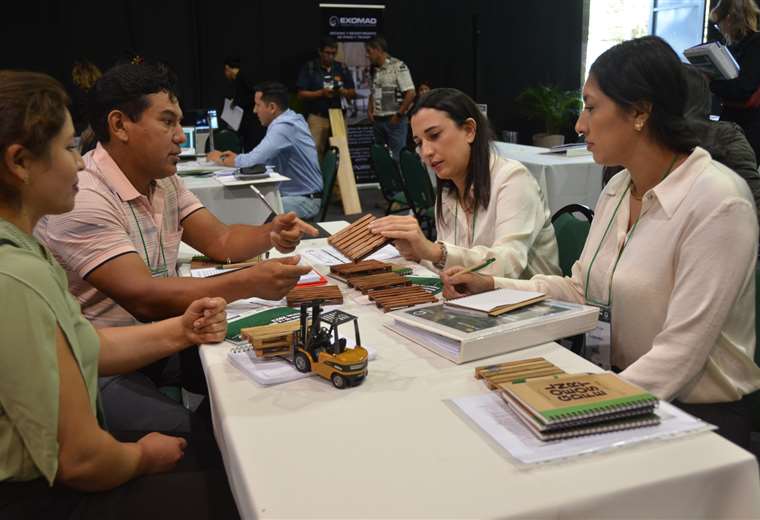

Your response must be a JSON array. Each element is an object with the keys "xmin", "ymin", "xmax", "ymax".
[{"xmin": 0, "ymin": 72, "xmax": 238, "ymax": 518}]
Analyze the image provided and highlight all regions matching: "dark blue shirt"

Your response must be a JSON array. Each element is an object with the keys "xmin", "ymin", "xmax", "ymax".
[{"xmin": 296, "ymin": 59, "xmax": 355, "ymax": 117}]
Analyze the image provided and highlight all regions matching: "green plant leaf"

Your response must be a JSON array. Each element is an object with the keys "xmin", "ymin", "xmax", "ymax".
[{"xmin": 516, "ymin": 85, "xmax": 582, "ymax": 135}]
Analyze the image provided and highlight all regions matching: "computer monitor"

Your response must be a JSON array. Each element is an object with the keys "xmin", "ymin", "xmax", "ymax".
[
  {"xmin": 208, "ymin": 109, "xmax": 219, "ymax": 130},
  {"xmin": 180, "ymin": 126, "xmax": 196, "ymax": 156}
]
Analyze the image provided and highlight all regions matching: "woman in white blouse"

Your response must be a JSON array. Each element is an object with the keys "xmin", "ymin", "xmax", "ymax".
[
  {"xmin": 442, "ymin": 36, "xmax": 760, "ymax": 450},
  {"xmin": 368, "ymin": 88, "xmax": 560, "ymax": 278}
]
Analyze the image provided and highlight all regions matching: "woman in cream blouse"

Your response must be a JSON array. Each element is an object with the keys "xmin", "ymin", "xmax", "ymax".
[
  {"xmin": 368, "ymin": 88, "xmax": 560, "ymax": 279},
  {"xmin": 442, "ymin": 36, "xmax": 760, "ymax": 450}
]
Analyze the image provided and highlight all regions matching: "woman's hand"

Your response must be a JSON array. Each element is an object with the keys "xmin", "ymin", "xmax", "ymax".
[
  {"xmin": 181, "ymin": 297, "xmax": 228, "ymax": 345},
  {"xmin": 441, "ymin": 266, "xmax": 495, "ymax": 299},
  {"xmin": 137, "ymin": 432, "xmax": 187, "ymax": 475},
  {"xmin": 368, "ymin": 215, "xmax": 439, "ymax": 262}
]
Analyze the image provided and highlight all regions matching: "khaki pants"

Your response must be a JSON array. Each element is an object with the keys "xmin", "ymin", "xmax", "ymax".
[{"xmin": 307, "ymin": 113, "xmax": 331, "ymax": 164}]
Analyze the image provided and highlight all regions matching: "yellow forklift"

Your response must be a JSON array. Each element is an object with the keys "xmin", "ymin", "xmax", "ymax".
[{"xmin": 293, "ymin": 300, "xmax": 368, "ymax": 389}]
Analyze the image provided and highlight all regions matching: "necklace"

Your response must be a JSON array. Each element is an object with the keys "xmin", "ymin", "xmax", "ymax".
[{"xmin": 630, "ymin": 153, "xmax": 680, "ymax": 201}]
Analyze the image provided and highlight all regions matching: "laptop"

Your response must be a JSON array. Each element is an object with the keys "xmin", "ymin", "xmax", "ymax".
[{"xmin": 179, "ymin": 126, "xmax": 197, "ymax": 157}]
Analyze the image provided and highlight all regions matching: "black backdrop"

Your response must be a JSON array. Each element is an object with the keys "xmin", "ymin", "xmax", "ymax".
[{"xmin": 1, "ymin": 0, "xmax": 584, "ymax": 142}]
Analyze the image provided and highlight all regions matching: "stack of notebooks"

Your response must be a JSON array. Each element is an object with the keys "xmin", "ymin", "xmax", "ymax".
[{"xmin": 498, "ymin": 371, "xmax": 659, "ymax": 441}]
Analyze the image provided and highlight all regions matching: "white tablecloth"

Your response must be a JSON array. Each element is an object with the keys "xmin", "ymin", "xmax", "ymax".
[
  {"xmin": 181, "ymin": 174, "xmax": 287, "ymax": 226},
  {"xmin": 494, "ymin": 142, "xmax": 603, "ymax": 215},
  {"xmin": 197, "ymin": 238, "xmax": 760, "ymax": 519}
]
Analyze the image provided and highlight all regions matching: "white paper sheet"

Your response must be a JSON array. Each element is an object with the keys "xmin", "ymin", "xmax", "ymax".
[
  {"xmin": 317, "ymin": 220, "xmax": 350, "ymax": 235},
  {"xmin": 447, "ymin": 288, "xmax": 545, "ymax": 313},
  {"xmin": 221, "ymin": 97, "xmax": 244, "ymax": 131},
  {"xmin": 191, "ymin": 266, "xmax": 242, "ymax": 278},
  {"xmin": 300, "ymin": 244, "xmax": 401, "ymax": 266}
]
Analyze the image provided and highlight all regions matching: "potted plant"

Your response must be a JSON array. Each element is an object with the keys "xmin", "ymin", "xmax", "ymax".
[{"xmin": 516, "ymin": 85, "xmax": 582, "ymax": 148}]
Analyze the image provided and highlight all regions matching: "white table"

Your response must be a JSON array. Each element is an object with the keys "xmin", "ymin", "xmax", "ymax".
[
  {"xmin": 494, "ymin": 142, "xmax": 604, "ymax": 215},
  {"xmin": 199, "ymin": 239, "xmax": 760, "ymax": 519},
  {"xmin": 179, "ymin": 168, "xmax": 287, "ymax": 226}
]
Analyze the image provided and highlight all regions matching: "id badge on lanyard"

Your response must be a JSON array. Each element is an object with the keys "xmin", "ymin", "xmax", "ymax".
[
  {"xmin": 151, "ymin": 265, "xmax": 170, "ymax": 279},
  {"xmin": 582, "ymin": 182, "xmax": 640, "ymax": 371},
  {"xmin": 584, "ymin": 305, "xmax": 611, "ymax": 370}
]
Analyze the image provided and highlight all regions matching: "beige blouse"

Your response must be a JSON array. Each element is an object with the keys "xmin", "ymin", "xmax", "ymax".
[
  {"xmin": 494, "ymin": 147, "xmax": 760, "ymax": 403},
  {"xmin": 430, "ymin": 152, "xmax": 560, "ymax": 279}
]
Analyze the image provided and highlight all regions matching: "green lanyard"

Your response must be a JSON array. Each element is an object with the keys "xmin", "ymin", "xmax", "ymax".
[
  {"xmin": 584, "ymin": 154, "xmax": 679, "ymax": 307},
  {"xmin": 128, "ymin": 202, "xmax": 169, "ymax": 277},
  {"xmin": 454, "ymin": 200, "xmax": 477, "ymax": 248}
]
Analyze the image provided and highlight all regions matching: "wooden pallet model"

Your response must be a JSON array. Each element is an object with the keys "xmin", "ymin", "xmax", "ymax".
[
  {"xmin": 474, "ymin": 357, "xmax": 566, "ymax": 390},
  {"xmin": 240, "ymin": 320, "xmax": 302, "ymax": 359},
  {"xmin": 347, "ymin": 272, "xmax": 410, "ymax": 294},
  {"xmin": 286, "ymin": 285, "xmax": 343, "ymax": 307},
  {"xmin": 329, "ymin": 259, "xmax": 392, "ymax": 279},
  {"xmin": 327, "ymin": 214, "xmax": 390, "ymax": 261},
  {"xmin": 367, "ymin": 285, "xmax": 438, "ymax": 312}
]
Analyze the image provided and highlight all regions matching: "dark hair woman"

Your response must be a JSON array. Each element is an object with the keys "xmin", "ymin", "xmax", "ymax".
[
  {"xmin": 0, "ymin": 70, "xmax": 238, "ymax": 518},
  {"xmin": 369, "ymin": 88, "xmax": 560, "ymax": 279},
  {"xmin": 442, "ymin": 36, "xmax": 760, "ymax": 450}
]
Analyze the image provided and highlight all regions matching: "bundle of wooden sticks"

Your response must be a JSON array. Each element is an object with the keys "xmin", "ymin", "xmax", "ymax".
[{"xmin": 474, "ymin": 357, "xmax": 566, "ymax": 390}]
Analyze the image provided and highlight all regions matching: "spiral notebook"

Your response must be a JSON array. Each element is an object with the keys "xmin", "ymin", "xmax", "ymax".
[{"xmin": 498, "ymin": 372, "xmax": 658, "ymax": 432}]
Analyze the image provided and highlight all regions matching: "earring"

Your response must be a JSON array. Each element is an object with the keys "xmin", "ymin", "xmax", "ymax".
[{"xmin": 634, "ymin": 121, "xmax": 643, "ymax": 131}]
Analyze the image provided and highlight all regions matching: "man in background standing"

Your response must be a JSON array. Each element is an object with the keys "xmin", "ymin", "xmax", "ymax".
[
  {"xmin": 224, "ymin": 55, "xmax": 264, "ymax": 152},
  {"xmin": 297, "ymin": 36, "xmax": 357, "ymax": 163},
  {"xmin": 366, "ymin": 36, "xmax": 415, "ymax": 161}
]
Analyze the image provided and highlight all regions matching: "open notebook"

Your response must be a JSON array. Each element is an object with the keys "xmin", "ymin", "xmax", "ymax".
[{"xmin": 446, "ymin": 288, "xmax": 545, "ymax": 316}]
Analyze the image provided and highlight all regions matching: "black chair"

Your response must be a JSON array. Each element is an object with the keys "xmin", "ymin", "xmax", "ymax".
[
  {"xmin": 370, "ymin": 144, "xmax": 410, "ymax": 215},
  {"xmin": 551, "ymin": 203, "xmax": 594, "ymax": 277},
  {"xmin": 204, "ymin": 128, "xmax": 243, "ymax": 154},
  {"xmin": 317, "ymin": 146, "xmax": 339, "ymax": 222},
  {"xmin": 551, "ymin": 204, "xmax": 594, "ymax": 355},
  {"xmin": 398, "ymin": 148, "xmax": 436, "ymax": 239}
]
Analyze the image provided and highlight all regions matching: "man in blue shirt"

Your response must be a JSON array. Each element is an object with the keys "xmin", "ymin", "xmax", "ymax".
[
  {"xmin": 209, "ymin": 82, "xmax": 324, "ymax": 219},
  {"xmin": 297, "ymin": 36, "xmax": 356, "ymax": 163}
]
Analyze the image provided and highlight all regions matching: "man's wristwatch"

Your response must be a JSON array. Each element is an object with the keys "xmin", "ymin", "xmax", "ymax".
[{"xmin": 433, "ymin": 241, "xmax": 447, "ymax": 270}]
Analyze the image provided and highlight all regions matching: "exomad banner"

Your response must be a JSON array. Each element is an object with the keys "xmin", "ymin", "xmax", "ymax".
[{"xmin": 320, "ymin": 3, "xmax": 385, "ymax": 183}]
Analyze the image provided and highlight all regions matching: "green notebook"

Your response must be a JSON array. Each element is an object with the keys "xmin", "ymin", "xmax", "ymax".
[{"xmin": 406, "ymin": 276, "xmax": 443, "ymax": 295}]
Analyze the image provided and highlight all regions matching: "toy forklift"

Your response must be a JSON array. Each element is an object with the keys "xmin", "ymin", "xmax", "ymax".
[{"xmin": 293, "ymin": 300, "xmax": 368, "ymax": 389}]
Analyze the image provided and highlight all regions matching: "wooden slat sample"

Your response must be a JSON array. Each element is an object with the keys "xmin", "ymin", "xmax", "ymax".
[
  {"xmin": 286, "ymin": 285, "xmax": 343, "ymax": 307},
  {"xmin": 368, "ymin": 286, "xmax": 438, "ymax": 312},
  {"xmin": 330, "ymin": 259, "xmax": 392, "ymax": 278},
  {"xmin": 327, "ymin": 214, "xmax": 390, "ymax": 261},
  {"xmin": 348, "ymin": 272, "xmax": 410, "ymax": 293}
]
